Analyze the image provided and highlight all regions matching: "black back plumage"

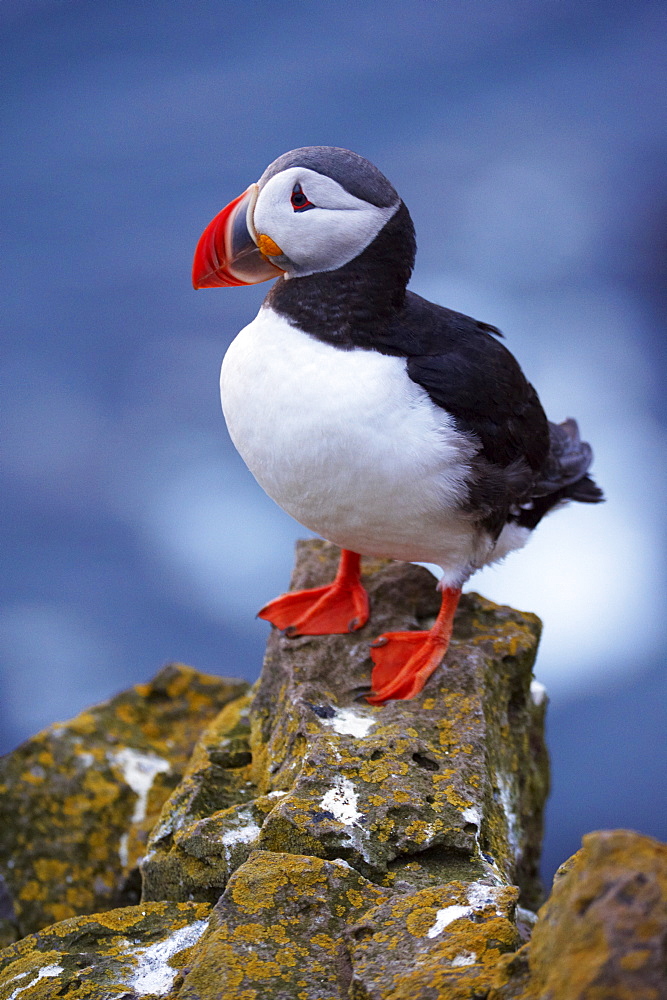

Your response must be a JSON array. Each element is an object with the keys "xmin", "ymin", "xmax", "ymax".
[{"xmin": 267, "ymin": 175, "xmax": 603, "ymax": 537}]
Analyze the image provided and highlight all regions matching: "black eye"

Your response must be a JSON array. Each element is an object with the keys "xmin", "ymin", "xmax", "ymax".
[{"xmin": 291, "ymin": 183, "xmax": 315, "ymax": 212}]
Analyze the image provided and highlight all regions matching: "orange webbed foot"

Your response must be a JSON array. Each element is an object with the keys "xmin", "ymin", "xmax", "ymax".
[
  {"xmin": 366, "ymin": 586, "xmax": 461, "ymax": 704},
  {"xmin": 258, "ymin": 549, "xmax": 369, "ymax": 636},
  {"xmin": 258, "ymin": 579, "xmax": 369, "ymax": 635}
]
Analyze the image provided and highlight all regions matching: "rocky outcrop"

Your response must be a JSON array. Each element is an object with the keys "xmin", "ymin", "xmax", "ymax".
[
  {"xmin": 0, "ymin": 663, "xmax": 247, "ymax": 946},
  {"xmin": 142, "ymin": 541, "xmax": 547, "ymax": 920},
  {"xmin": 0, "ymin": 541, "xmax": 663, "ymax": 999},
  {"xmin": 491, "ymin": 829, "xmax": 667, "ymax": 1000}
]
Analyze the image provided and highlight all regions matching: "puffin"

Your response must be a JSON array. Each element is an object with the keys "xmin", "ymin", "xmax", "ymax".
[{"xmin": 192, "ymin": 145, "xmax": 603, "ymax": 704}]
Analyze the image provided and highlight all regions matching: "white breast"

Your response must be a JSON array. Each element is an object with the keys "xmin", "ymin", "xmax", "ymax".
[{"xmin": 220, "ymin": 306, "xmax": 518, "ymax": 582}]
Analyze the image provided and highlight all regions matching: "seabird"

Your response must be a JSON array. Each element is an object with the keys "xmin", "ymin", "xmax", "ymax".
[{"xmin": 192, "ymin": 146, "xmax": 603, "ymax": 703}]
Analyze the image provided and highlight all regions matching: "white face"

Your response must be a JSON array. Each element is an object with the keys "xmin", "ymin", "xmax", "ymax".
[{"xmin": 252, "ymin": 166, "xmax": 399, "ymax": 278}]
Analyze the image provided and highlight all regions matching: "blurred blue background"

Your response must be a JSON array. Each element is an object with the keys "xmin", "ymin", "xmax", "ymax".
[{"xmin": 2, "ymin": 0, "xmax": 665, "ymax": 884}]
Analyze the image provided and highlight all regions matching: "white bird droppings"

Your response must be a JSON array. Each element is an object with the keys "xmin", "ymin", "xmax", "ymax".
[
  {"xmin": 530, "ymin": 679, "xmax": 547, "ymax": 706},
  {"xmin": 7, "ymin": 964, "xmax": 63, "ymax": 1000},
  {"xmin": 462, "ymin": 806, "xmax": 481, "ymax": 829},
  {"xmin": 466, "ymin": 883, "xmax": 504, "ymax": 913},
  {"xmin": 320, "ymin": 777, "xmax": 361, "ymax": 826},
  {"xmin": 110, "ymin": 747, "xmax": 170, "ymax": 824},
  {"xmin": 451, "ymin": 950, "xmax": 477, "ymax": 967},
  {"xmin": 321, "ymin": 707, "xmax": 376, "ymax": 738},
  {"xmin": 118, "ymin": 832, "xmax": 130, "ymax": 868},
  {"xmin": 128, "ymin": 919, "xmax": 208, "ymax": 996},
  {"xmin": 427, "ymin": 883, "xmax": 506, "ymax": 939},
  {"xmin": 495, "ymin": 773, "xmax": 520, "ymax": 854},
  {"xmin": 220, "ymin": 822, "xmax": 261, "ymax": 848},
  {"xmin": 427, "ymin": 905, "xmax": 471, "ymax": 937}
]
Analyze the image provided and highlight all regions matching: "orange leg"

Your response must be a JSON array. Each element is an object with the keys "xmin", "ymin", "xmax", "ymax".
[
  {"xmin": 258, "ymin": 548, "xmax": 369, "ymax": 636},
  {"xmin": 367, "ymin": 586, "xmax": 461, "ymax": 703}
]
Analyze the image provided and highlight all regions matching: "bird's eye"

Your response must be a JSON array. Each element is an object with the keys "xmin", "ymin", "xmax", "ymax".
[{"xmin": 290, "ymin": 183, "xmax": 315, "ymax": 212}]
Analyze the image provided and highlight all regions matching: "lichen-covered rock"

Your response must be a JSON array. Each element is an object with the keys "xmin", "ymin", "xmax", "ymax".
[
  {"xmin": 160, "ymin": 854, "xmax": 520, "ymax": 1000},
  {"xmin": 490, "ymin": 829, "xmax": 667, "ymax": 1000},
  {"xmin": 4, "ymin": 832, "xmax": 663, "ymax": 999},
  {"xmin": 0, "ymin": 663, "xmax": 247, "ymax": 945},
  {"xmin": 142, "ymin": 692, "xmax": 267, "ymax": 903},
  {"xmin": 0, "ymin": 900, "xmax": 211, "ymax": 999},
  {"xmin": 144, "ymin": 541, "xmax": 547, "ymax": 912},
  {"xmin": 2, "ymin": 540, "xmax": 664, "ymax": 999},
  {"xmin": 173, "ymin": 850, "xmax": 389, "ymax": 999},
  {"xmin": 3, "ymin": 539, "xmax": 664, "ymax": 998},
  {"xmin": 348, "ymin": 879, "xmax": 520, "ymax": 1000}
]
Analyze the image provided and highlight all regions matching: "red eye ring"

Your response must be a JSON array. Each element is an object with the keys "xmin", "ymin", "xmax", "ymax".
[{"xmin": 291, "ymin": 183, "xmax": 315, "ymax": 212}]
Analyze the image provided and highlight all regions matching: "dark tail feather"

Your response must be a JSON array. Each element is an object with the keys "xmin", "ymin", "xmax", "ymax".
[
  {"xmin": 567, "ymin": 472, "xmax": 604, "ymax": 504},
  {"xmin": 516, "ymin": 418, "xmax": 604, "ymax": 529},
  {"xmin": 533, "ymin": 418, "xmax": 604, "ymax": 499}
]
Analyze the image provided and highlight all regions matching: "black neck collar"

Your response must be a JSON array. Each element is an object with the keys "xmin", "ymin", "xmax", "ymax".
[{"xmin": 265, "ymin": 201, "xmax": 416, "ymax": 352}]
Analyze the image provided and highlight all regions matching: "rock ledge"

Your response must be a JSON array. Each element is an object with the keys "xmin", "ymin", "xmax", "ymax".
[{"xmin": 1, "ymin": 541, "xmax": 664, "ymax": 999}]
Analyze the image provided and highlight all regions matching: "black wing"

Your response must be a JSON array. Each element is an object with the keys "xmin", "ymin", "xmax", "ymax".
[
  {"xmin": 384, "ymin": 291, "xmax": 550, "ymax": 473},
  {"xmin": 383, "ymin": 292, "xmax": 603, "ymax": 533}
]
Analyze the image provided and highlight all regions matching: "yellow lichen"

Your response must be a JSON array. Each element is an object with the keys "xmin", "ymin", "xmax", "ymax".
[
  {"xmin": 33, "ymin": 858, "xmax": 69, "ymax": 882},
  {"xmin": 19, "ymin": 880, "xmax": 46, "ymax": 902},
  {"xmin": 68, "ymin": 711, "xmax": 97, "ymax": 736},
  {"xmin": 21, "ymin": 770, "xmax": 46, "ymax": 786},
  {"xmin": 45, "ymin": 902, "xmax": 76, "ymax": 923},
  {"xmin": 358, "ymin": 759, "xmax": 409, "ymax": 782},
  {"xmin": 444, "ymin": 785, "xmax": 473, "ymax": 811},
  {"xmin": 274, "ymin": 945, "xmax": 302, "ymax": 967},
  {"xmin": 231, "ymin": 922, "xmax": 271, "ymax": 944},
  {"xmin": 619, "ymin": 949, "xmax": 651, "ymax": 971},
  {"xmin": 310, "ymin": 933, "xmax": 335, "ymax": 952},
  {"xmin": 405, "ymin": 907, "xmax": 439, "ymax": 937},
  {"xmin": 404, "ymin": 820, "xmax": 434, "ymax": 843},
  {"xmin": 230, "ymin": 869, "xmax": 288, "ymax": 914}
]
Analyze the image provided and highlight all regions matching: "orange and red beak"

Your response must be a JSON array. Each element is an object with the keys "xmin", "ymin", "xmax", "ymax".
[{"xmin": 192, "ymin": 184, "xmax": 284, "ymax": 289}]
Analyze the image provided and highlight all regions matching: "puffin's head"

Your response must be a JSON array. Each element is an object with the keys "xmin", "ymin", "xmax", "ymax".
[{"xmin": 192, "ymin": 146, "xmax": 401, "ymax": 289}]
